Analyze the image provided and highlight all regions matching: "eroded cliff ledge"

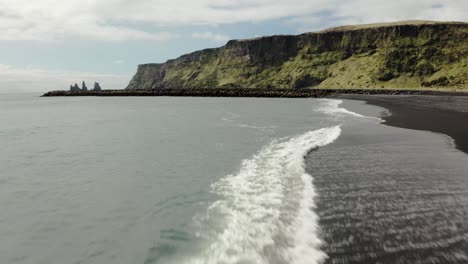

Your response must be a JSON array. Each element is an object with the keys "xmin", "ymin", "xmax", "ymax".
[{"xmin": 126, "ymin": 21, "xmax": 468, "ymax": 90}]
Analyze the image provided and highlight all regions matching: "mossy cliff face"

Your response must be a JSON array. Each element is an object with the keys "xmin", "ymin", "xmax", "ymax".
[{"xmin": 126, "ymin": 21, "xmax": 468, "ymax": 90}]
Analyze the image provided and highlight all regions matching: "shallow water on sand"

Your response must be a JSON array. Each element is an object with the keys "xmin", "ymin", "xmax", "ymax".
[
  {"xmin": 309, "ymin": 104, "xmax": 468, "ymax": 264},
  {"xmin": 1, "ymin": 94, "xmax": 467, "ymax": 264}
]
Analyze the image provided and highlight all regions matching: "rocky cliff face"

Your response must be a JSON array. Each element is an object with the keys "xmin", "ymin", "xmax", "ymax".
[{"xmin": 126, "ymin": 21, "xmax": 468, "ymax": 90}]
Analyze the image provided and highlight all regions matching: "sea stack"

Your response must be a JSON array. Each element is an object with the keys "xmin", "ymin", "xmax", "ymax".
[
  {"xmin": 70, "ymin": 83, "xmax": 81, "ymax": 91},
  {"xmin": 93, "ymin": 82, "xmax": 102, "ymax": 91},
  {"xmin": 82, "ymin": 81, "xmax": 88, "ymax": 91}
]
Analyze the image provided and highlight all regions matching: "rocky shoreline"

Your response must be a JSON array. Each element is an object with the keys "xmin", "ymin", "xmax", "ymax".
[{"xmin": 42, "ymin": 88, "xmax": 468, "ymax": 98}]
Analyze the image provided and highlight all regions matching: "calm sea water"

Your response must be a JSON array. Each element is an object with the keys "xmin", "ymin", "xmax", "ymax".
[{"xmin": 1, "ymin": 94, "xmax": 467, "ymax": 264}]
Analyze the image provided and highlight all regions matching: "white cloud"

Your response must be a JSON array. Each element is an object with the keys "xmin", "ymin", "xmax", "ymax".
[
  {"xmin": 0, "ymin": 0, "xmax": 176, "ymax": 41},
  {"xmin": 192, "ymin": 32, "xmax": 230, "ymax": 42},
  {"xmin": 0, "ymin": 64, "xmax": 130, "ymax": 93},
  {"xmin": 0, "ymin": 0, "xmax": 466, "ymax": 41}
]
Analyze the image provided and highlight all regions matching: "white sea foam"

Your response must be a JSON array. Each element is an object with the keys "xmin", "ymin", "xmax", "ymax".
[
  {"xmin": 187, "ymin": 126, "xmax": 342, "ymax": 264},
  {"xmin": 220, "ymin": 112, "xmax": 277, "ymax": 131},
  {"xmin": 317, "ymin": 99, "xmax": 379, "ymax": 120}
]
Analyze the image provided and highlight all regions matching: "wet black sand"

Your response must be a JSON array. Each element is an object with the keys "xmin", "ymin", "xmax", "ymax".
[
  {"xmin": 338, "ymin": 95, "xmax": 468, "ymax": 154},
  {"xmin": 308, "ymin": 96, "xmax": 468, "ymax": 264}
]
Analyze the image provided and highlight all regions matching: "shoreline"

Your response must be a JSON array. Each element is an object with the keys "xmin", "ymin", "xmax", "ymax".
[
  {"xmin": 41, "ymin": 89, "xmax": 468, "ymax": 98},
  {"xmin": 339, "ymin": 95, "xmax": 468, "ymax": 154}
]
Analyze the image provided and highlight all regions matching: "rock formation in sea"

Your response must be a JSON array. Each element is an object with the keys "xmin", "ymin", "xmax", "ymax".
[
  {"xmin": 125, "ymin": 21, "xmax": 468, "ymax": 90},
  {"xmin": 70, "ymin": 83, "xmax": 81, "ymax": 91},
  {"xmin": 82, "ymin": 81, "xmax": 88, "ymax": 91},
  {"xmin": 93, "ymin": 82, "xmax": 102, "ymax": 91}
]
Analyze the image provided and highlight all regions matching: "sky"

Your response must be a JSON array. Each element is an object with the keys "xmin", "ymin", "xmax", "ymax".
[{"xmin": 0, "ymin": 0, "xmax": 466, "ymax": 92}]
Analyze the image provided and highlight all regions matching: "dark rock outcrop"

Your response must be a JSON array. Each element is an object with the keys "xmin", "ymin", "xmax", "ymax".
[
  {"xmin": 93, "ymin": 82, "xmax": 102, "ymax": 91},
  {"xmin": 82, "ymin": 81, "xmax": 88, "ymax": 91},
  {"xmin": 70, "ymin": 83, "xmax": 81, "ymax": 91}
]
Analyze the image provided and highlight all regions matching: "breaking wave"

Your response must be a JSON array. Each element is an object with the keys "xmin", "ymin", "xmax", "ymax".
[
  {"xmin": 317, "ymin": 99, "xmax": 379, "ymax": 120},
  {"xmin": 187, "ymin": 126, "xmax": 342, "ymax": 264}
]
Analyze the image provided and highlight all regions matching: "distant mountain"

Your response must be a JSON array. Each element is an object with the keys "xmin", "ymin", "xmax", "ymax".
[{"xmin": 126, "ymin": 21, "xmax": 467, "ymax": 90}]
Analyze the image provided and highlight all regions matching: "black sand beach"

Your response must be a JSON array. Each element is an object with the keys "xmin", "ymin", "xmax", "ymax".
[
  {"xmin": 309, "ymin": 96, "xmax": 468, "ymax": 263},
  {"xmin": 339, "ymin": 95, "xmax": 468, "ymax": 154}
]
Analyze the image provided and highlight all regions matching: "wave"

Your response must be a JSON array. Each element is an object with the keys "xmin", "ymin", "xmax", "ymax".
[
  {"xmin": 187, "ymin": 126, "xmax": 342, "ymax": 264},
  {"xmin": 317, "ymin": 99, "xmax": 380, "ymax": 120},
  {"xmin": 220, "ymin": 112, "xmax": 277, "ymax": 131}
]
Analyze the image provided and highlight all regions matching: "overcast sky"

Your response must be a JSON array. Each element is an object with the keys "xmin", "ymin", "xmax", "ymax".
[{"xmin": 0, "ymin": 0, "xmax": 466, "ymax": 92}]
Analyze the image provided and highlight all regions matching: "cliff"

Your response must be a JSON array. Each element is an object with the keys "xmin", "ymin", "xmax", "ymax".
[{"xmin": 126, "ymin": 21, "xmax": 468, "ymax": 90}]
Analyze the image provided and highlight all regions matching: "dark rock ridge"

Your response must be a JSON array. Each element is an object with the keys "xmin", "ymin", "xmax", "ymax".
[
  {"xmin": 69, "ymin": 81, "xmax": 102, "ymax": 91},
  {"xmin": 125, "ymin": 21, "xmax": 467, "ymax": 90},
  {"xmin": 42, "ymin": 88, "xmax": 468, "ymax": 98}
]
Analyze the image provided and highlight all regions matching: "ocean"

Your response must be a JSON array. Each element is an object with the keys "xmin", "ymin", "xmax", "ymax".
[{"xmin": 1, "ymin": 94, "xmax": 467, "ymax": 264}]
